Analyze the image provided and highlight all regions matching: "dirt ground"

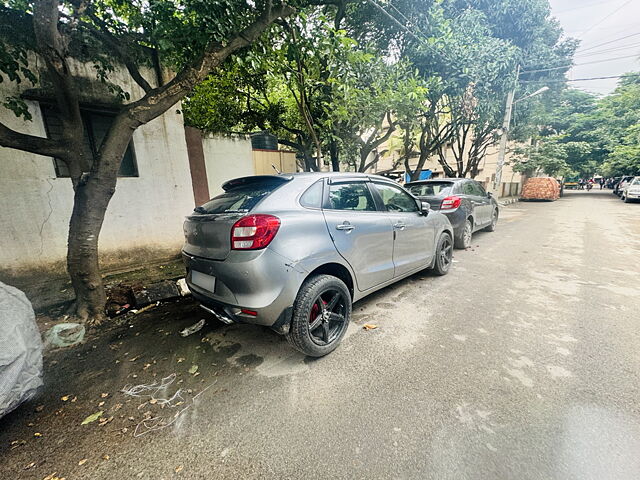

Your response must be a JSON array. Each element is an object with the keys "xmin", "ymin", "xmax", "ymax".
[{"xmin": 1, "ymin": 296, "xmax": 269, "ymax": 479}]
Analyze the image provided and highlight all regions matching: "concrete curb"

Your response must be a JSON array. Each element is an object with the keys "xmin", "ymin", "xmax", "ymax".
[{"xmin": 499, "ymin": 197, "xmax": 520, "ymax": 207}]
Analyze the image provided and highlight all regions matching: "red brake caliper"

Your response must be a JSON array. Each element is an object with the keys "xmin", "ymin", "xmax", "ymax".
[{"xmin": 309, "ymin": 299, "xmax": 327, "ymax": 324}]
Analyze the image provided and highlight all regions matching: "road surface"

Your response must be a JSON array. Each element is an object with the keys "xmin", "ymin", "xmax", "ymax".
[{"xmin": 3, "ymin": 189, "xmax": 640, "ymax": 479}]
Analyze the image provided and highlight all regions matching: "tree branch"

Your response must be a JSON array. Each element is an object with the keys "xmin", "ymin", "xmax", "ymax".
[
  {"xmin": 0, "ymin": 121, "xmax": 67, "ymax": 158},
  {"xmin": 84, "ymin": 13, "xmax": 153, "ymax": 93},
  {"xmin": 120, "ymin": 1, "xmax": 295, "ymax": 128}
]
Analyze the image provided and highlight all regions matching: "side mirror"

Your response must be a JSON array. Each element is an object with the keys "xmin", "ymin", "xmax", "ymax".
[
  {"xmin": 487, "ymin": 191, "xmax": 493, "ymax": 198},
  {"xmin": 420, "ymin": 201, "xmax": 430, "ymax": 216}
]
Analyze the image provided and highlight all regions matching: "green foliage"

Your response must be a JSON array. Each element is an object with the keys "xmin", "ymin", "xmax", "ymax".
[
  {"xmin": 532, "ymin": 75, "xmax": 640, "ymax": 177},
  {"xmin": 512, "ymin": 138, "xmax": 591, "ymax": 177},
  {"xmin": 2, "ymin": 0, "xmax": 581, "ymax": 173}
]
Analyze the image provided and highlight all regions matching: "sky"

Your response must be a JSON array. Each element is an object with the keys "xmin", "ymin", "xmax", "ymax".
[{"xmin": 549, "ymin": 0, "xmax": 640, "ymax": 95}]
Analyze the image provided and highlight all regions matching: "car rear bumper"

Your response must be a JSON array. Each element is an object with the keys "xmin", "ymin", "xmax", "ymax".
[
  {"xmin": 182, "ymin": 248, "xmax": 301, "ymax": 327},
  {"xmin": 439, "ymin": 209, "xmax": 467, "ymax": 236}
]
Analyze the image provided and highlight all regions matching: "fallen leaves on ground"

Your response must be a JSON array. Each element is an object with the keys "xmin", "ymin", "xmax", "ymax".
[
  {"xmin": 43, "ymin": 473, "xmax": 65, "ymax": 480},
  {"xmin": 175, "ymin": 465, "xmax": 184, "ymax": 473},
  {"xmin": 33, "ymin": 432, "xmax": 42, "ymax": 437},
  {"xmin": 61, "ymin": 395, "xmax": 69, "ymax": 402},
  {"xmin": 188, "ymin": 365, "xmax": 199, "ymax": 375},
  {"xmin": 23, "ymin": 461, "xmax": 35, "ymax": 470},
  {"xmin": 363, "ymin": 324, "xmax": 378, "ymax": 330},
  {"xmin": 81, "ymin": 411, "xmax": 103, "ymax": 425},
  {"xmin": 78, "ymin": 459, "xmax": 88, "ymax": 466},
  {"xmin": 98, "ymin": 416, "xmax": 114, "ymax": 426}
]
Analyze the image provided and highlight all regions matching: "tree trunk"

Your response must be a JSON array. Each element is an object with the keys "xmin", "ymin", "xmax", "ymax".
[
  {"xmin": 329, "ymin": 140, "xmax": 340, "ymax": 172},
  {"xmin": 66, "ymin": 178, "xmax": 115, "ymax": 323},
  {"xmin": 66, "ymin": 118, "xmax": 135, "ymax": 324}
]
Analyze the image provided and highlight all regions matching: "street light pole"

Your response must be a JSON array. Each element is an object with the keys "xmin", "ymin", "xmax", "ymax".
[
  {"xmin": 493, "ymin": 64, "xmax": 550, "ymax": 194},
  {"xmin": 493, "ymin": 88, "xmax": 516, "ymax": 193}
]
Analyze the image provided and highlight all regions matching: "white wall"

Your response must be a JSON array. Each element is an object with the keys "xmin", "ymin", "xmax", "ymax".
[
  {"xmin": 0, "ymin": 60, "xmax": 195, "ymax": 279},
  {"xmin": 201, "ymin": 134, "xmax": 254, "ymax": 196}
]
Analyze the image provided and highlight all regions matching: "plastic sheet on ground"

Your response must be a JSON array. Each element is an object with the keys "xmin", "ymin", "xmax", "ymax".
[{"xmin": 0, "ymin": 281, "xmax": 43, "ymax": 418}]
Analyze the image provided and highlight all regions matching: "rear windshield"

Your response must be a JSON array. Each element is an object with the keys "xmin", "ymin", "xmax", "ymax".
[
  {"xmin": 407, "ymin": 182, "xmax": 454, "ymax": 197},
  {"xmin": 195, "ymin": 181, "xmax": 281, "ymax": 214}
]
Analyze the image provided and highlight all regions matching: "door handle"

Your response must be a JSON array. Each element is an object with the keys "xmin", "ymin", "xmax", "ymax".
[
  {"xmin": 336, "ymin": 223, "xmax": 355, "ymax": 231},
  {"xmin": 393, "ymin": 222, "xmax": 406, "ymax": 230}
]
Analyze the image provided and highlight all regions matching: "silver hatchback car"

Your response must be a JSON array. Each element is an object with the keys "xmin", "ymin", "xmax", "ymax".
[{"xmin": 182, "ymin": 173, "xmax": 454, "ymax": 356}]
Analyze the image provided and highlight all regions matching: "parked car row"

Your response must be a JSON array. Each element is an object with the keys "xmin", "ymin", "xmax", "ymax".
[
  {"xmin": 619, "ymin": 176, "xmax": 640, "ymax": 203},
  {"xmin": 182, "ymin": 173, "xmax": 498, "ymax": 357},
  {"xmin": 405, "ymin": 178, "xmax": 499, "ymax": 248}
]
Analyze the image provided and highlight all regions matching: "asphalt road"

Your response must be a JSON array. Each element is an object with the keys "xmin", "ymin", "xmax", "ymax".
[{"xmin": 6, "ymin": 189, "xmax": 640, "ymax": 479}]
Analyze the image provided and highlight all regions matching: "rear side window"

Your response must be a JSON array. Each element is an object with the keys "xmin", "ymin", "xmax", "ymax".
[
  {"xmin": 195, "ymin": 182, "xmax": 280, "ymax": 214},
  {"xmin": 463, "ymin": 182, "xmax": 477, "ymax": 195},
  {"xmin": 300, "ymin": 180, "xmax": 323, "ymax": 208},
  {"xmin": 328, "ymin": 183, "xmax": 377, "ymax": 211},
  {"xmin": 407, "ymin": 182, "xmax": 453, "ymax": 197},
  {"xmin": 471, "ymin": 181, "xmax": 487, "ymax": 196}
]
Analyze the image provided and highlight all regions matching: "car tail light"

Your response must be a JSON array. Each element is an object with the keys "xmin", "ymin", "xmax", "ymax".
[
  {"xmin": 441, "ymin": 196, "xmax": 461, "ymax": 210},
  {"xmin": 231, "ymin": 214, "xmax": 281, "ymax": 250}
]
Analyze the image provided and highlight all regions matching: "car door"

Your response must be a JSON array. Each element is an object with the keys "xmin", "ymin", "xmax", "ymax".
[
  {"xmin": 322, "ymin": 179, "xmax": 395, "ymax": 291},
  {"xmin": 471, "ymin": 181, "xmax": 493, "ymax": 226},
  {"xmin": 371, "ymin": 181, "xmax": 433, "ymax": 277}
]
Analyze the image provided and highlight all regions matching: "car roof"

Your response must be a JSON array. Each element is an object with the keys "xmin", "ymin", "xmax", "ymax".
[
  {"xmin": 287, "ymin": 171, "xmax": 392, "ymax": 180},
  {"xmin": 405, "ymin": 178, "xmax": 467, "ymax": 184}
]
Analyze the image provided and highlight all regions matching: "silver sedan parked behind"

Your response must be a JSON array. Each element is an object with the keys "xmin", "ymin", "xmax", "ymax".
[
  {"xmin": 621, "ymin": 176, "xmax": 640, "ymax": 203},
  {"xmin": 182, "ymin": 173, "xmax": 453, "ymax": 357}
]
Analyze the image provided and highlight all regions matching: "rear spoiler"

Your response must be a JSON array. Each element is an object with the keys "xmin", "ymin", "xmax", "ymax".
[{"xmin": 221, "ymin": 175, "xmax": 294, "ymax": 191}]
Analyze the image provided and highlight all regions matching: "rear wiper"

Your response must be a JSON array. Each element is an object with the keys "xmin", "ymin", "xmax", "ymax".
[{"xmin": 193, "ymin": 206, "xmax": 206, "ymax": 213}]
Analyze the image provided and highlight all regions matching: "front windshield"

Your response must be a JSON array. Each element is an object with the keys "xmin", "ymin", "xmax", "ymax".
[{"xmin": 408, "ymin": 182, "xmax": 454, "ymax": 197}]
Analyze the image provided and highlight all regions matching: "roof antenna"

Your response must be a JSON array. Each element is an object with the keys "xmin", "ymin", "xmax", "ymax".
[{"xmin": 271, "ymin": 164, "xmax": 281, "ymax": 174}]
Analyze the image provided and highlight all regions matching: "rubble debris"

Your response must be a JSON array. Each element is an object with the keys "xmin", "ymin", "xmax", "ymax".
[
  {"xmin": 180, "ymin": 319, "xmax": 206, "ymax": 337},
  {"xmin": 176, "ymin": 278, "xmax": 191, "ymax": 296},
  {"xmin": 44, "ymin": 323, "xmax": 85, "ymax": 348},
  {"xmin": 133, "ymin": 281, "xmax": 179, "ymax": 306},
  {"xmin": 131, "ymin": 302, "xmax": 159, "ymax": 315}
]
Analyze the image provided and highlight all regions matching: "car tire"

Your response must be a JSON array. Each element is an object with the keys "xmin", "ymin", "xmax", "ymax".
[
  {"xmin": 484, "ymin": 209, "xmax": 498, "ymax": 232},
  {"xmin": 431, "ymin": 232, "xmax": 453, "ymax": 276},
  {"xmin": 624, "ymin": 194, "xmax": 630, "ymax": 203},
  {"xmin": 285, "ymin": 274, "xmax": 352, "ymax": 357},
  {"xmin": 454, "ymin": 218, "xmax": 473, "ymax": 249}
]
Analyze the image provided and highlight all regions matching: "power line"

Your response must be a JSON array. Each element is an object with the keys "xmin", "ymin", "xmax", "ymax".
[
  {"xmin": 554, "ymin": 0, "xmax": 612, "ymax": 15},
  {"xmin": 575, "ymin": 42, "xmax": 640, "ymax": 58},
  {"xmin": 575, "ymin": 0, "xmax": 633, "ymax": 40},
  {"xmin": 520, "ymin": 73, "xmax": 640, "ymax": 84},
  {"xmin": 385, "ymin": 1, "xmax": 416, "ymax": 30},
  {"xmin": 363, "ymin": 0, "xmax": 422, "ymax": 42},
  {"xmin": 578, "ymin": 31, "xmax": 640, "ymax": 53},
  {"xmin": 522, "ymin": 53, "xmax": 640, "ymax": 74}
]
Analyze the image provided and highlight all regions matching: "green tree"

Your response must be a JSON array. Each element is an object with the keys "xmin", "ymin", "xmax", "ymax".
[
  {"xmin": 0, "ymin": 0, "xmax": 298, "ymax": 323},
  {"xmin": 511, "ymin": 138, "xmax": 590, "ymax": 177}
]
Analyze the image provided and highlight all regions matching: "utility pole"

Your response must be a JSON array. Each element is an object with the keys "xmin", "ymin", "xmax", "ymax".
[{"xmin": 493, "ymin": 65, "xmax": 520, "ymax": 194}]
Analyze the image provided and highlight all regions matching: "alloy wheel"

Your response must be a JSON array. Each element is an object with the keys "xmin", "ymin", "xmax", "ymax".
[
  {"xmin": 463, "ymin": 221, "xmax": 472, "ymax": 246},
  {"xmin": 308, "ymin": 289, "xmax": 348, "ymax": 346},
  {"xmin": 439, "ymin": 235, "xmax": 453, "ymax": 270}
]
